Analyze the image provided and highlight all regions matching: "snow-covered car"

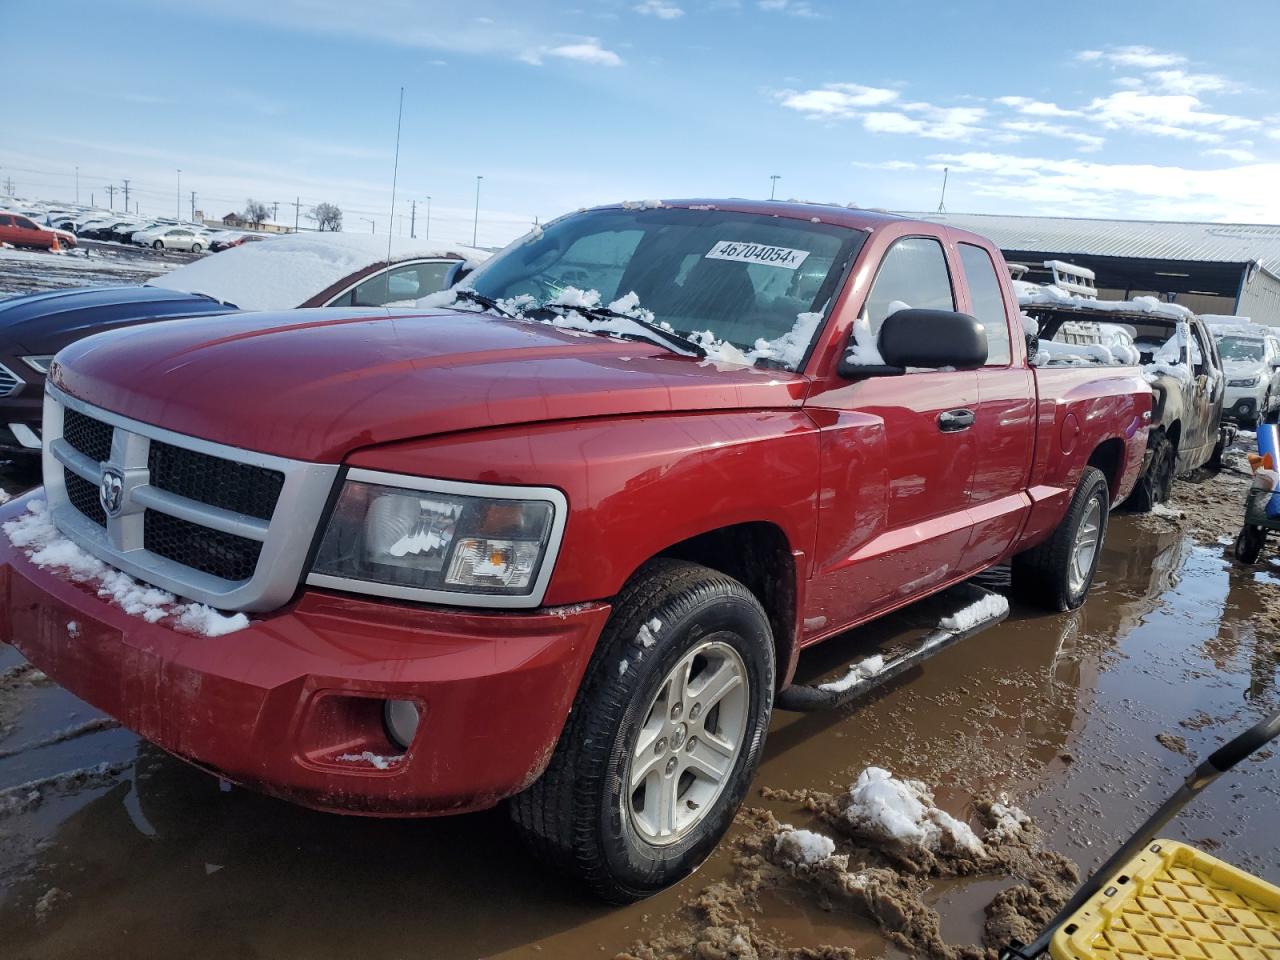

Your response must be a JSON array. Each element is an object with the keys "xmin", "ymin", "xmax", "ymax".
[
  {"xmin": 1214, "ymin": 327, "xmax": 1280, "ymax": 426},
  {"xmin": 133, "ymin": 225, "xmax": 207, "ymax": 252},
  {"xmin": 1019, "ymin": 281, "xmax": 1228, "ymax": 510},
  {"xmin": 0, "ymin": 233, "xmax": 489, "ymax": 457}
]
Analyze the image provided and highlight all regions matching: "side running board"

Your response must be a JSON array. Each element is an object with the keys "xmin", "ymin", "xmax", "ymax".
[{"xmin": 775, "ymin": 582, "xmax": 1010, "ymax": 713}]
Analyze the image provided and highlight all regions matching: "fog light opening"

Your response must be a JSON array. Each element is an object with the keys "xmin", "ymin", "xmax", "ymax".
[{"xmin": 383, "ymin": 699, "xmax": 421, "ymax": 751}]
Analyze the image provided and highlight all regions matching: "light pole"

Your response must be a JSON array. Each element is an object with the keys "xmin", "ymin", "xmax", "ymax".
[
  {"xmin": 425, "ymin": 195, "xmax": 431, "ymax": 242},
  {"xmin": 75, "ymin": 166, "xmax": 79, "ymax": 204},
  {"xmin": 360, "ymin": 217, "xmax": 375, "ymax": 234},
  {"xmin": 769, "ymin": 174, "xmax": 781, "ymax": 200},
  {"xmin": 177, "ymin": 169, "xmax": 182, "ymax": 220},
  {"xmin": 472, "ymin": 175, "xmax": 483, "ymax": 247}
]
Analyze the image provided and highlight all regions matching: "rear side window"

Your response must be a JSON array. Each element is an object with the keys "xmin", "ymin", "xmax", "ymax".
[
  {"xmin": 0, "ymin": 216, "xmax": 11, "ymax": 226},
  {"xmin": 862, "ymin": 237, "xmax": 954, "ymax": 334},
  {"xmin": 958, "ymin": 243, "xmax": 1011, "ymax": 365}
]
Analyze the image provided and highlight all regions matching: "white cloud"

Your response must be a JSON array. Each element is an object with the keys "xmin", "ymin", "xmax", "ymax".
[
  {"xmin": 532, "ymin": 38, "xmax": 624, "ymax": 66},
  {"xmin": 1149, "ymin": 69, "xmax": 1236, "ymax": 96},
  {"xmin": 852, "ymin": 159, "xmax": 919, "ymax": 170},
  {"xmin": 995, "ymin": 96, "xmax": 1079, "ymax": 118},
  {"xmin": 1087, "ymin": 90, "xmax": 1258, "ymax": 142},
  {"xmin": 757, "ymin": 0, "xmax": 820, "ymax": 17},
  {"xmin": 635, "ymin": 0, "xmax": 684, "ymax": 18},
  {"xmin": 1080, "ymin": 45, "xmax": 1186, "ymax": 69},
  {"xmin": 778, "ymin": 83, "xmax": 898, "ymax": 118},
  {"xmin": 927, "ymin": 150, "xmax": 1280, "ymax": 221},
  {"xmin": 1205, "ymin": 147, "xmax": 1258, "ymax": 162},
  {"xmin": 1000, "ymin": 120, "xmax": 1104, "ymax": 151}
]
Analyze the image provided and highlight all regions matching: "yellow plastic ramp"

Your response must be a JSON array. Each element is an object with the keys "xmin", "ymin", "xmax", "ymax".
[{"xmin": 1050, "ymin": 840, "xmax": 1280, "ymax": 959}]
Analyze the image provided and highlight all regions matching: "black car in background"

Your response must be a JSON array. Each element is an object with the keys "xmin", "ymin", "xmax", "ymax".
[{"xmin": 0, "ymin": 286, "xmax": 236, "ymax": 457}]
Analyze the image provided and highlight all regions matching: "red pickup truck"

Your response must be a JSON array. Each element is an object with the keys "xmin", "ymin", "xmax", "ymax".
[{"xmin": 0, "ymin": 201, "xmax": 1150, "ymax": 901}]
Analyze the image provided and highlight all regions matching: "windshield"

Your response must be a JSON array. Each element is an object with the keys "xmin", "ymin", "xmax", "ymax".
[
  {"xmin": 463, "ymin": 206, "xmax": 866, "ymax": 369},
  {"xmin": 1216, "ymin": 336, "xmax": 1264, "ymax": 361}
]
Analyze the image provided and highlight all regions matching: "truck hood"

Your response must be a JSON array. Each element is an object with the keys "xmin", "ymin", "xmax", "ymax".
[{"xmin": 51, "ymin": 307, "xmax": 809, "ymax": 462}]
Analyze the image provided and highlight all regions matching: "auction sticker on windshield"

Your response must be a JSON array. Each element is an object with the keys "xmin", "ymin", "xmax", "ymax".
[{"xmin": 705, "ymin": 240, "xmax": 810, "ymax": 269}]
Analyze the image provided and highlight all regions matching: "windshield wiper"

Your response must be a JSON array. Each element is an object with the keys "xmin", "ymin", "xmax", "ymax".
[
  {"xmin": 451, "ymin": 288, "xmax": 517, "ymax": 318},
  {"xmin": 541, "ymin": 303, "xmax": 706, "ymax": 358}
]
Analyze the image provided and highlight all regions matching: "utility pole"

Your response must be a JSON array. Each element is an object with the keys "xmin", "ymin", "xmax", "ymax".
[
  {"xmin": 425, "ymin": 196, "xmax": 431, "ymax": 241},
  {"xmin": 75, "ymin": 166, "xmax": 79, "ymax": 203},
  {"xmin": 936, "ymin": 166, "xmax": 949, "ymax": 215},
  {"xmin": 122, "ymin": 179, "xmax": 131, "ymax": 211},
  {"xmin": 472, "ymin": 175, "xmax": 483, "ymax": 247},
  {"xmin": 410, "ymin": 199, "xmax": 416, "ymax": 239},
  {"xmin": 360, "ymin": 217, "xmax": 375, "ymax": 234},
  {"xmin": 271, "ymin": 201, "xmax": 279, "ymax": 222},
  {"xmin": 769, "ymin": 174, "xmax": 781, "ymax": 200},
  {"xmin": 292, "ymin": 196, "xmax": 301, "ymax": 233},
  {"xmin": 176, "ymin": 169, "xmax": 182, "ymax": 220},
  {"xmin": 190, "ymin": 191, "xmax": 197, "ymax": 223}
]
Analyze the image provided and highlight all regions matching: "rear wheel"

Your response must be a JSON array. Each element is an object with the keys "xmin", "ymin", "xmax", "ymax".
[
  {"xmin": 191, "ymin": 242, "xmax": 202, "ymax": 253},
  {"xmin": 509, "ymin": 559, "xmax": 774, "ymax": 902},
  {"xmin": 152, "ymin": 240, "xmax": 164, "ymax": 250},
  {"xmin": 1012, "ymin": 466, "xmax": 1109, "ymax": 611},
  {"xmin": 1127, "ymin": 434, "xmax": 1175, "ymax": 512},
  {"xmin": 1235, "ymin": 525, "xmax": 1265, "ymax": 564}
]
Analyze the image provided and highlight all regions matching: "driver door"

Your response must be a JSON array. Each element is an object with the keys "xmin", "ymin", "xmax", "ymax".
[{"xmin": 803, "ymin": 235, "xmax": 978, "ymax": 638}]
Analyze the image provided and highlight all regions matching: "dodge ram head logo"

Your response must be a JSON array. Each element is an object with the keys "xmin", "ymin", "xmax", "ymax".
[{"xmin": 99, "ymin": 468, "xmax": 125, "ymax": 518}]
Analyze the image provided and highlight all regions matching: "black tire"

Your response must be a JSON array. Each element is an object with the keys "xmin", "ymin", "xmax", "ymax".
[
  {"xmin": 152, "ymin": 239, "xmax": 164, "ymax": 250},
  {"xmin": 1127, "ymin": 433, "xmax": 1175, "ymax": 512},
  {"xmin": 1235, "ymin": 525, "xmax": 1265, "ymax": 565},
  {"xmin": 1012, "ymin": 466, "xmax": 1110, "ymax": 612},
  {"xmin": 509, "ymin": 558, "xmax": 775, "ymax": 903},
  {"xmin": 191, "ymin": 242, "xmax": 202, "ymax": 253}
]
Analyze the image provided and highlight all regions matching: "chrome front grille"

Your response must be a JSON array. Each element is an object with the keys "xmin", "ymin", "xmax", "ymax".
[
  {"xmin": 0, "ymin": 363, "xmax": 23, "ymax": 398},
  {"xmin": 42, "ymin": 385, "xmax": 340, "ymax": 612}
]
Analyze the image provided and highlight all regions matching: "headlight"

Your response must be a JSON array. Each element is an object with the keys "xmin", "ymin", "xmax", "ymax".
[
  {"xmin": 1228, "ymin": 376, "xmax": 1261, "ymax": 387},
  {"xmin": 22, "ymin": 355, "xmax": 55, "ymax": 374},
  {"xmin": 307, "ymin": 469, "xmax": 567, "ymax": 607}
]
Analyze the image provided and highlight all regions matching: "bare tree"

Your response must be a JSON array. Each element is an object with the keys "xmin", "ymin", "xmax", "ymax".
[
  {"xmin": 307, "ymin": 202, "xmax": 343, "ymax": 232},
  {"xmin": 243, "ymin": 199, "xmax": 270, "ymax": 226}
]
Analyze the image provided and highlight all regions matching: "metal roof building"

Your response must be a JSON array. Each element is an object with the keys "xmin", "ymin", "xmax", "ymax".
[{"xmin": 901, "ymin": 212, "xmax": 1280, "ymax": 325}]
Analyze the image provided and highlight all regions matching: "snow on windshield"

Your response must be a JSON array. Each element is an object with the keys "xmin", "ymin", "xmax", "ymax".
[
  {"xmin": 417, "ymin": 285, "xmax": 824, "ymax": 371},
  {"xmin": 147, "ymin": 233, "xmax": 489, "ymax": 311}
]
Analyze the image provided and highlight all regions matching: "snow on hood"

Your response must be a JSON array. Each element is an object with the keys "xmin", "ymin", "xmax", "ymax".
[{"xmin": 146, "ymin": 233, "xmax": 489, "ymax": 311}]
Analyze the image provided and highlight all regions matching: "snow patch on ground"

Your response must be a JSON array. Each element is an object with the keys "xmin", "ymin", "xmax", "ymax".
[
  {"xmin": 844, "ymin": 767, "xmax": 986, "ymax": 858},
  {"xmin": 1149, "ymin": 503, "xmax": 1185, "ymax": 519},
  {"xmin": 818, "ymin": 654, "xmax": 885, "ymax": 693},
  {"xmin": 774, "ymin": 827, "xmax": 836, "ymax": 865},
  {"xmin": 939, "ymin": 592, "xmax": 1009, "ymax": 632},
  {"xmin": 2, "ymin": 500, "xmax": 250, "ymax": 636}
]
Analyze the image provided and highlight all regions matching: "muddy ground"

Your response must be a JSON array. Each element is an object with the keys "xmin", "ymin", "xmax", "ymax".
[{"xmin": 0, "ymin": 438, "xmax": 1276, "ymax": 960}]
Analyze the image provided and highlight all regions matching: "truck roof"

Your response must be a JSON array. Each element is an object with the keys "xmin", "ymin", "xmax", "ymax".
[{"xmin": 590, "ymin": 199, "xmax": 916, "ymax": 234}]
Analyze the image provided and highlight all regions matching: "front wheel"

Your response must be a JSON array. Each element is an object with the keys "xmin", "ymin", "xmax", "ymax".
[
  {"xmin": 152, "ymin": 240, "xmax": 164, "ymax": 250},
  {"xmin": 1127, "ymin": 433, "xmax": 1175, "ymax": 512},
  {"xmin": 191, "ymin": 242, "xmax": 202, "ymax": 253},
  {"xmin": 1235, "ymin": 525, "xmax": 1265, "ymax": 564},
  {"xmin": 1012, "ymin": 466, "xmax": 1110, "ymax": 611},
  {"xmin": 509, "ymin": 559, "xmax": 774, "ymax": 902}
]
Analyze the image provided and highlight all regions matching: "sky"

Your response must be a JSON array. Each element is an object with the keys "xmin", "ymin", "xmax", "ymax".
[{"xmin": 4, "ymin": 0, "xmax": 1280, "ymax": 246}]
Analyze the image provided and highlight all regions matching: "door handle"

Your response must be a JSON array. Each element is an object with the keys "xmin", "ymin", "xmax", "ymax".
[{"xmin": 937, "ymin": 408, "xmax": 975, "ymax": 432}]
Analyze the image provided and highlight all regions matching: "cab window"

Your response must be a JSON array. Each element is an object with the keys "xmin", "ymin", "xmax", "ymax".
[
  {"xmin": 958, "ymin": 243, "xmax": 1011, "ymax": 365},
  {"xmin": 862, "ymin": 237, "xmax": 955, "ymax": 335},
  {"xmin": 332, "ymin": 261, "xmax": 459, "ymax": 307}
]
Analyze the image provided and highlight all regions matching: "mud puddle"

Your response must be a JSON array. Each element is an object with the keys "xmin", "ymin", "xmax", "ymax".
[{"xmin": 1, "ymin": 446, "xmax": 1277, "ymax": 959}]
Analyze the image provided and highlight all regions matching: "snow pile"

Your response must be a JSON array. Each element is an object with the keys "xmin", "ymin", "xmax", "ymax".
[
  {"xmin": 774, "ymin": 827, "xmax": 837, "ymax": 865},
  {"xmin": 843, "ymin": 767, "xmax": 986, "ymax": 858},
  {"xmin": 983, "ymin": 798, "xmax": 1032, "ymax": 844},
  {"xmin": 148, "ymin": 233, "xmax": 489, "ymax": 311},
  {"xmin": 636, "ymin": 617, "xmax": 662, "ymax": 648},
  {"xmin": 693, "ymin": 310, "xmax": 824, "ymax": 370},
  {"xmin": 1016, "ymin": 282, "xmax": 1192, "ymax": 320},
  {"xmin": 844, "ymin": 311, "xmax": 886, "ymax": 366},
  {"xmin": 939, "ymin": 592, "xmax": 1009, "ymax": 632},
  {"xmin": 818, "ymin": 654, "xmax": 886, "ymax": 693},
  {"xmin": 1034, "ymin": 339, "xmax": 1139, "ymax": 367},
  {"xmin": 3, "ymin": 500, "xmax": 250, "ymax": 637}
]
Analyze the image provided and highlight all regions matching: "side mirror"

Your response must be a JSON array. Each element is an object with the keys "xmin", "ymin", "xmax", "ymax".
[{"xmin": 838, "ymin": 308, "xmax": 988, "ymax": 378}]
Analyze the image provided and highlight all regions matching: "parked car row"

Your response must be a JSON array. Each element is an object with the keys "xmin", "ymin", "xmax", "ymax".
[{"xmin": 0, "ymin": 200, "xmax": 1153, "ymax": 902}]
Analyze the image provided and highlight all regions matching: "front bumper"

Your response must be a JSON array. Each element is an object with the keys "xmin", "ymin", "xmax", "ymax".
[
  {"xmin": 0, "ymin": 492, "xmax": 609, "ymax": 816},
  {"xmin": 1223, "ymin": 385, "xmax": 1262, "ymax": 423}
]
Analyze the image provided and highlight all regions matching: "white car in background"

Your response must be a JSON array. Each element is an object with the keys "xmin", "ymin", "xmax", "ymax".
[
  {"xmin": 134, "ymin": 225, "xmax": 207, "ymax": 252},
  {"xmin": 1215, "ymin": 328, "xmax": 1280, "ymax": 426}
]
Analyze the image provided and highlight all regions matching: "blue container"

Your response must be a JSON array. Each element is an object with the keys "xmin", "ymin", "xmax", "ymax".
[{"xmin": 1256, "ymin": 424, "xmax": 1280, "ymax": 518}]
